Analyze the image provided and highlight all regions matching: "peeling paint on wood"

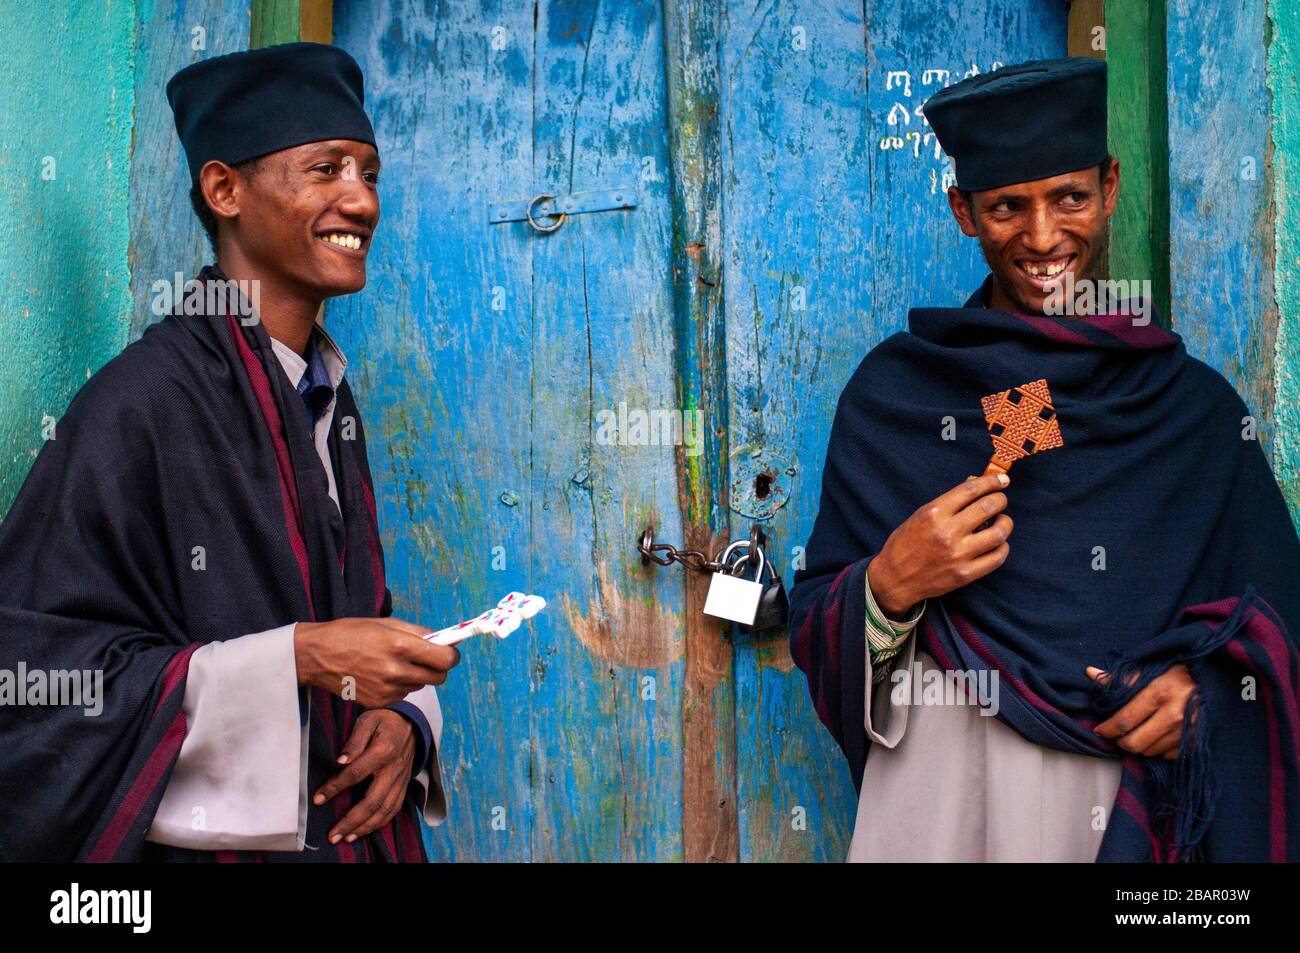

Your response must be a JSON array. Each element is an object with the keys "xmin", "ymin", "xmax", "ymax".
[
  {"xmin": 1167, "ymin": 0, "xmax": 1277, "ymax": 446},
  {"xmin": 335, "ymin": 0, "xmax": 688, "ymax": 862},
  {"xmin": 722, "ymin": 0, "xmax": 1065, "ymax": 862},
  {"xmin": 332, "ymin": 0, "xmax": 539, "ymax": 862},
  {"xmin": 528, "ymin": 0, "xmax": 687, "ymax": 864},
  {"xmin": 130, "ymin": 0, "xmax": 251, "ymax": 338},
  {"xmin": 1267, "ymin": 0, "xmax": 1300, "ymax": 524},
  {"xmin": 563, "ymin": 561, "xmax": 684, "ymax": 668},
  {"xmin": 665, "ymin": 0, "xmax": 740, "ymax": 865}
]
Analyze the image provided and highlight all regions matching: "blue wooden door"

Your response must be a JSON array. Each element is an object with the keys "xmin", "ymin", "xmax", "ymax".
[
  {"xmin": 721, "ymin": 0, "xmax": 1065, "ymax": 861},
  {"xmin": 330, "ymin": 0, "xmax": 1065, "ymax": 862}
]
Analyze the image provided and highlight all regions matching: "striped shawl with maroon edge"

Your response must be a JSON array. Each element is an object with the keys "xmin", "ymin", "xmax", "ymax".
[
  {"xmin": 0, "ymin": 265, "xmax": 425, "ymax": 862},
  {"xmin": 789, "ymin": 279, "xmax": 1300, "ymax": 862}
]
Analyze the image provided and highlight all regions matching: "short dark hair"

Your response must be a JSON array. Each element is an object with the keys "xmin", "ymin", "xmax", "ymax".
[
  {"xmin": 188, "ymin": 156, "xmax": 265, "ymax": 254},
  {"xmin": 958, "ymin": 154, "xmax": 1115, "ymax": 213}
]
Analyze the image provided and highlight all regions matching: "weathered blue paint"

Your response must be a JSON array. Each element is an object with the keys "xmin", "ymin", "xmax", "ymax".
[
  {"xmin": 0, "ymin": 0, "xmax": 137, "ymax": 511},
  {"xmin": 1167, "ymin": 0, "xmax": 1278, "ymax": 452},
  {"xmin": 129, "ymin": 0, "xmax": 252, "ymax": 337},
  {"xmin": 663, "ymin": 0, "xmax": 737, "ymax": 861},
  {"xmin": 720, "ymin": 0, "xmax": 880, "ymax": 863},
  {"xmin": 722, "ymin": 0, "xmax": 1066, "ymax": 863},
  {"xmin": 527, "ymin": 0, "xmax": 684, "ymax": 862},
  {"xmin": 335, "ymin": 0, "xmax": 690, "ymax": 862},
  {"xmin": 338, "ymin": 0, "xmax": 1069, "ymax": 863},
  {"xmin": 330, "ymin": 0, "xmax": 539, "ymax": 862}
]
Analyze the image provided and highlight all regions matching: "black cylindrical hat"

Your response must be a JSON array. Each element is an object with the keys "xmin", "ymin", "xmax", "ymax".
[
  {"xmin": 167, "ymin": 42, "xmax": 377, "ymax": 182},
  {"xmin": 922, "ymin": 57, "xmax": 1108, "ymax": 192}
]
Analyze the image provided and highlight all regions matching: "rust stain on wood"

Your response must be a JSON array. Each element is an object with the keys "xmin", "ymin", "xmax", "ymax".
[{"xmin": 561, "ymin": 561, "xmax": 684, "ymax": 669}]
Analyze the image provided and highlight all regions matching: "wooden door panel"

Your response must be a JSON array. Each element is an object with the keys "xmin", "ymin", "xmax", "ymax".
[
  {"xmin": 529, "ymin": 0, "xmax": 685, "ymax": 862},
  {"xmin": 720, "ymin": 0, "xmax": 1067, "ymax": 862},
  {"xmin": 337, "ymin": 0, "xmax": 685, "ymax": 861},
  {"xmin": 1168, "ymin": 0, "xmax": 1277, "ymax": 441},
  {"xmin": 332, "ymin": 0, "xmax": 539, "ymax": 861},
  {"xmin": 337, "ymin": 0, "xmax": 1068, "ymax": 862}
]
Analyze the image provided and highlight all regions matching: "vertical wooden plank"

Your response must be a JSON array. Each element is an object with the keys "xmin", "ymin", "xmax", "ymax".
[
  {"xmin": 331, "ymin": 0, "xmax": 537, "ymax": 861},
  {"xmin": 721, "ymin": 0, "xmax": 1066, "ymax": 863},
  {"xmin": 663, "ymin": 0, "xmax": 739, "ymax": 862},
  {"xmin": 1068, "ymin": 0, "xmax": 1106, "ymax": 57},
  {"xmin": 299, "ymin": 0, "xmax": 332, "ymax": 43},
  {"xmin": 719, "ymin": 0, "xmax": 873, "ymax": 864},
  {"xmin": 1165, "ymin": 0, "xmax": 1276, "ymax": 444},
  {"xmin": 1269, "ymin": 0, "xmax": 1300, "ymax": 524},
  {"xmin": 529, "ymin": 0, "xmax": 685, "ymax": 862},
  {"xmin": 1107, "ymin": 0, "xmax": 1171, "ymax": 323},
  {"xmin": 129, "ymin": 0, "xmax": 252, "ymax": 338},
  {"xmin": 250, "ymin": 0, "xmax": 329, "ymax": 47},
  {"xmin": 0, "ymin": 0, "xmax": 136, "ymax": 510},
  {"xmin": 250, "ymin": 0, "xmax": 300, "ymax": 47}
]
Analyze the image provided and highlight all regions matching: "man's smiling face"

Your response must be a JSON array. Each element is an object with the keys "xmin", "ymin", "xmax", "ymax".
[
  {"xmin": 946, "ymin": 159, "xmax": 1120, "ymax": 316},
  {"xmin": 209, "ymin": 138, "xmax": 381, "ymax": 298}
]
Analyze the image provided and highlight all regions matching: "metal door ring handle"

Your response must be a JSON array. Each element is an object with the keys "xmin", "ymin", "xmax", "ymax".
[{"xmin": 526, "ymin": 193, "xmax": 566, "ymax": 233}]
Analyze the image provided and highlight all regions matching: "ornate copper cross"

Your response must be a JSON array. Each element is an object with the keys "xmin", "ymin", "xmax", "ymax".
[{"xmin": 980, "ymin": 378, "xmax": 1064, "ymax": 475}]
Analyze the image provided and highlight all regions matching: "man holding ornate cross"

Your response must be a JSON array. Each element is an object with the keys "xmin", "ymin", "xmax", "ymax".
[{"xmin": 790, "ymin": 58, "xmax": 1300, "ymax": 862}]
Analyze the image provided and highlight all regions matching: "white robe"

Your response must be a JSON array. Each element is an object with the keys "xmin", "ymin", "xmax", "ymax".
[
  {"xmin": 849, "ymin": 576, "xmax": 1122, "ymax": 862},
  {"xmin": 145, "ymin": 326, "xmax": 446, "ymax": 851}
]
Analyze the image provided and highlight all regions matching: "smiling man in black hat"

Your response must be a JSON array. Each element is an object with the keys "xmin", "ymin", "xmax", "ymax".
[
  {"xmin": 790, "ymin": 57, "xmax": 1300, "ymax": 862},
  {"xmin": 0, "ymin": 42, "xmax": 458, "ymax": 862},
  {"xmin": 924, "ymin": 57, "xmax": 1143, "ymax": 324}
]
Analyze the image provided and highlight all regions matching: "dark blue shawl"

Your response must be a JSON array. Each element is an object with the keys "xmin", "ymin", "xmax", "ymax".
[
  {"xmin": 0, "ymin": 266, "xmax": 427, "ymax": 862},
  {"xmin": 790, "ymin": 280, "xmax": 1300, "ymax": 862}
]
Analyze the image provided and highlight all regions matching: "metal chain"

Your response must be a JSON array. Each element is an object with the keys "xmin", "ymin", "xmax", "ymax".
[{"xmin": 638, "ymin": 527, "xmax": 764, "ymax": 575}]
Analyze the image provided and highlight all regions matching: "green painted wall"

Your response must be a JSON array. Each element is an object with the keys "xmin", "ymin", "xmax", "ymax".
[
  {"xmin": 1105, "ymin": 0, "xmax": 1170, "ymax": 323},
  {"xmin": 0, "ymin": 0, "xmax": 135, "ymax": 511},
  {"xmin": 1, "ymin": 0, "xmax": 273, "ymax": 512}
]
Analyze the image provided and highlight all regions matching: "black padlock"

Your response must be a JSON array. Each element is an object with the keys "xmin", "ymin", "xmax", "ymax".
[{"xmin": 738, "ymin": 559, "xmax": 789, "ymax": 634}]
